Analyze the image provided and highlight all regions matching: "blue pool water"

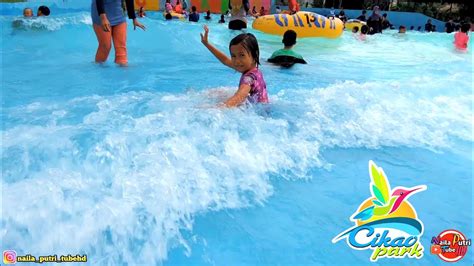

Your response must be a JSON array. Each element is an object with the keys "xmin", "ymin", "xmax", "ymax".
[{"xmin": 1, "ymin": 2, "xmax": 473, "ymax": 265}]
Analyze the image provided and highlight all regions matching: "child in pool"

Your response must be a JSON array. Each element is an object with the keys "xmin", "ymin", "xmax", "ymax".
[
  {"xmin": 23, "ymin": 8, "xmax": 33, "ymax": 17},
  {"xmin": 200, "ymin": 25, "xmax": 268, "ymax": 107},
  {"xmin": 174, "ymin": 0, "xmax": 184, "ymax": 14},
  {"xmin": 398, "ymin": 25, "xmax": 406, "ymax": 34},
  {"xmin": 218, "ymin": 14, "xmax": 225, "ymax": 23},
  {"xmin": 189, "ymin": 6, "xmax": 199, "ymax": 22},
  {"xmin": 204, "ymin": 10, "xmax": 211, "ymax": 20},
  {"xmin": 268, "ymin": 30, "xmax": 307, "ymax": 68},
  {"xmin": 358, "ymin": 25, "xmax": 369, "ymax": 41},
  {"xmin": 454, "ymin": 23, "xmax": 470, "ymax": 51},
  {"xmin": 37, "ymin": 5, "xmax": 50, "ymax": 16}
]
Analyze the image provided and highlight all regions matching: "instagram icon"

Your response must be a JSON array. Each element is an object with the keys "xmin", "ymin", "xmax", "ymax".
[{"xmin": 3, "ymin": 250, "xmax": 16, "ymax": 264}]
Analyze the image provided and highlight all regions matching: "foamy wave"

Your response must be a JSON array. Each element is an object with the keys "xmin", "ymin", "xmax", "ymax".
[
  {"xmin": 1, "ymin": 76, "xmax": 472, "ymax": 263},
  {"xmin": 275, "ymin": 79, "xmax": 472, "ymax": 150},
  {"xmin": 1, "ymin": 90, "xmax": 322, "ymax": 264},
  {"xmin": 11, "ymin": 13, "xmax": 91, "ymax": 31}
]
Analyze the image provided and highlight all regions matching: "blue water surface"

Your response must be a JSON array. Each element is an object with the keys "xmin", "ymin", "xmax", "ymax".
[{"xmin": 1, "ymin": 1, "xmax": 473, "ymax": 265}]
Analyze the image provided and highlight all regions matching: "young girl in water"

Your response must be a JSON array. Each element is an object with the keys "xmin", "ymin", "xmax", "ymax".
[{"xmin": 200, "ymin": 25, "xmax": 268, "ymax": 107}]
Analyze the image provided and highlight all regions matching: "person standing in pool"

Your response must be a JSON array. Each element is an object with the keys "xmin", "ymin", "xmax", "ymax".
[
  {"xmin": 165, "ymin": 0, "xmax": 173, "ymax": 13},
  {"xmin": 189, "ymin": 6, "xmax": 200, "ymax": 22},
  {"xmin": 454, "ymin": 23, "xmax": 470, "ymax": 51},
  {"xmin": 424, "ymin": 19, "xmax": 433, "ymax": 32},
  {"xmin": 381, "ymin": 13, "xmax": 393, "ymax": 30},
  {"xmin": 228, "ymin": 0, "xmax": 249, "ymax": 30},
  {"xmin": 218, "ymin": 14, "xmax": 226, "ymax": 23},
  {"xmin": 356, "ymin": 10, "xmax": 367, "ymax": 22},
  {"xmin": 268, "ymin": 30, "xmax": 307, "ymax": 68},
  {"xmin": 204, "ymin": 10, "xmax": 212, "ymax": 20},
  {"xmin": 445, "ymin": 19, "xmax": 455, "ymax": 33},
  {"xmin": 91, "ymin": 0, "xmax": 145, "ymax": 66},
  {"xmin": 367, "ymin": 6, "xmax": 383, "ymax": 34},
  {"xmin": 200, "ymin": 25, "xmax": 268, "ymax": 107}
]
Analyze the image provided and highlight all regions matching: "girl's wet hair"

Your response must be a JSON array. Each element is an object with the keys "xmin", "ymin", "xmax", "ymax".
[{"xmin": 229, "ymin": 33, "xmax": 260, "ymax": 66}]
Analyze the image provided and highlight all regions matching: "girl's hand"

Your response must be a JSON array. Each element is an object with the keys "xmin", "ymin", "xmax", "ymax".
[
  {"xmin": 133, "ymin": 19, "xmax": 146, "ymax": 31},
  {"xmin": 200, "ymin": 25, "xmax": 209, "ymax": 45},
  {"xmin": 100, "ymin": 14, "xmax": 111, "ymax": 32}
]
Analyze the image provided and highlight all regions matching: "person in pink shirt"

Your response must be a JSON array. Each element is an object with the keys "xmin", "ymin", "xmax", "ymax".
[
  {"xmin": 454, "ymin": 23, "xmax": 470, "ymax": 51},
  {"xmin": 165, "ymin": 0, "xmax": 173, "ymax": 13},
  {"xmin": 200, "ymin": 25, "xmax": 268, "ymax": 107}
]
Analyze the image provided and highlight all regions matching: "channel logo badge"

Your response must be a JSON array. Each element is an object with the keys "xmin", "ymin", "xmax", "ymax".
[{"xmin": 3, "ymin": 250, "xmax": 17, "ymax": 264}]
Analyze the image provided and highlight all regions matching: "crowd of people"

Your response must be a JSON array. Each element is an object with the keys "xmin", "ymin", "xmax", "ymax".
[
  {"xmin": 334, "ymin": 5, "xmax": 471, "ymax": 36},
  {"xmin": 329, "ymin": 5, "xmax": 470, "ymax": 49},
  {"xmin": 150, "ymin": 3, "xmax": 471, "ymax": 106}
]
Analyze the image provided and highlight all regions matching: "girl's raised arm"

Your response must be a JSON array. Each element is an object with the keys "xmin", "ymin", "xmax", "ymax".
[{"xmin": 201, "ymin": 25, "xmax": 235, "ymax": 69}]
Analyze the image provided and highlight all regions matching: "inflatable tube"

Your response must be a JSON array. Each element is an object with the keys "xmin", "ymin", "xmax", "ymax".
[
  {"xmin": 268, "ymin": 49, "xmax": 307, "ymax": 68},
  {"xmin": 164, "ymin": 12, "xmax": 186, "ymax": 20},
  {"xmin": 345, "ymin": 19, "xmax": 366, "ymax": 31},
  {"xmin": 252, "ymin": 12, "xmax": 344, "ymax": 38}
]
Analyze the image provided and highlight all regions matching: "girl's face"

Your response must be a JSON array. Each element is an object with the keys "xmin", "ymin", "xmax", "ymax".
[{"xmin": 230, "ymin": 43, "xmax": 255, "ymax": 73}]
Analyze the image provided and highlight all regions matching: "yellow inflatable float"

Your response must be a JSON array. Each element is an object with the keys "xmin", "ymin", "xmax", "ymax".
[
  {"xmin": 252, "ymin": 11, "xmax": 343, "ymax": 38},
  {"xmin": 345, "ymin": 19, "xmax": 366, "ymax": 31},
  {"xmin": 164, "ymin": 12, "xmax": 186, "ymax": 20}
]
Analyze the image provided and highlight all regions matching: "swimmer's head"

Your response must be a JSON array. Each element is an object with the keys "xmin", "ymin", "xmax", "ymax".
[
  {"xmin": 282, "ymin": 30, "xmax": 297, "ymax": 47},
  {"xmin": 461, "ymin": 23, "xmax": 470, "ymax": 33},
  {"xmin": 372, "ymin": 5, "xmax": 380, "ymax": 15},
  {"xmin": 23, "ymin": 8, "xmax": 33, "ymax": 17},
  {"xmin": 399, "ymin": 25, "xmax": 406, "ymax": 33},
  {"xmin": 229, "ymin": 33, "xmax": 260, "ymax": 72},
  {"xmin": 37, "ymin": 6, "xmax": 50, "ymax": 16}
]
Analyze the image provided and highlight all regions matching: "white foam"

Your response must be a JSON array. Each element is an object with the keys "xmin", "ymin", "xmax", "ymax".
[
  {"xmin": 2, "ymin": 72, "xmax": 472, "ymax": 262},
  {"xmin": 11, "ymin": 13, "xmax": 92, "ymax": 31}
]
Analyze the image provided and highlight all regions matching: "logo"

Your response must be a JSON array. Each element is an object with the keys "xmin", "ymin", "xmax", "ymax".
[
  {"xmin": 3, "ymin": 250, "xmax": 16, "ymax": 264},
  {"xmin": 332, "ymin": 160, "xmax": 427, "ymax": 261},
  {"xmin": 431, "ymin": 229, "xmax": 471, "ymax": 262}
]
